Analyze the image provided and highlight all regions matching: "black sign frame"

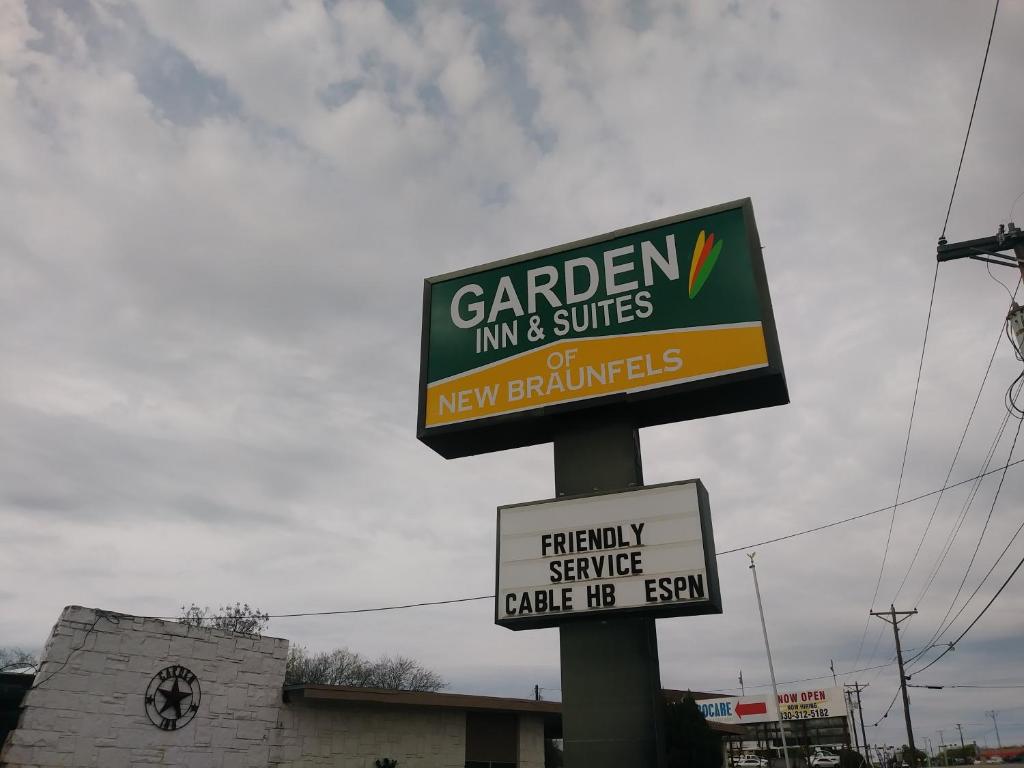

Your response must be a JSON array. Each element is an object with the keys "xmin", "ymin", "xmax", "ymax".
[
  {"xmin": 494, "ymin": 480, "xmax": 722, "ymax": 631},
  {"xmin": 417, "ymin": 198, "xmax": 787, "ymax": 459}
]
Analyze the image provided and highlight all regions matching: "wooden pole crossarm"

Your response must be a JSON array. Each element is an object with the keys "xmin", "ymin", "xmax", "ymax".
[{"xmin": 937, "ymin": 230, "xmax": 1024, "ymax": 263}]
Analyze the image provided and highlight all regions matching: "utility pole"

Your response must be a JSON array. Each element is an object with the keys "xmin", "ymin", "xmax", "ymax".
[
  {"xmin": 850, "ymin": 681, "xmax": 872, "ymax": 767},
  {"xmin": 937, "ymin": 224, "xmax": 1024, "ymax": 363},
  {"xmin": 871, "ymin": 606, "xmax": 918, "ymax": 766},
  {"xmin": 986, "ymin": 711, "xmax": 1002, "ymax": 749},
  {"xmin": 740, "ymin": 670, "xmax": 745, "ymax": 696},
  {"xmin": 534, "ymin": 684, "xmax": 540, "ymax": 701},
  {"xmin": 937, "ymin": 223, "xmax": 1024, "ymax": 281},
  {"xmin": 938, "ymin": 731, "xmax": 948, "ymax": 768},
  {"xmin": 956, "ymin": 724, "xmax": 966, "ymax": 751},
  {"xmin": 831, "ymin": 660, "xmax": 838, "ymax": 687},
  {"xmin": 749, "ymin": 553, "xmax": 792, "ymax": 768},
  {"xmin": 846, "ymin": 688, "xmax": 861, "ymax": 754}
]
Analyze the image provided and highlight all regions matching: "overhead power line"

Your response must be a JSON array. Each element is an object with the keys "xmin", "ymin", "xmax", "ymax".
[
  {"xmin": 154, "ymin": 594, "xmax": 493, "ymax": 621},
  {"xmin": 143, "ymin": 459, "xmax": 1024, "ymax": 625},
  {"xmin": 908, "ymin": 683, "xmax": 1024, "ymax": 690},
  {"xmin": 705, "ymin": 662, "xmax": 896, "ymax": 695},
  {"xmin": 909, "ymin": 540, "xmax": 1024, "ymax": 679},
  {"xmin": 924, "ymin": 418, "xmax": 1023, "ymax": 645},
  {"xmin": 717, "ymin": 458, "xmax": 1024, "ymax": 556},
  {"xmin": 872, "ymin": 267, "xmax": 939, "ymax": 601},
  {"xmin": 871, "ymin": 687, "xmax": 903, "ymax": 727},
  {"xmin": 891, "ymin": 304, "xmax": 1013, "ymax": 604},
  {"xmin": 852, "ymin": 262, "xmax": 940, "ymax": 677},
  {"xmin": 905, "ymin": 413, "xmax": 1023, "ymax": 666},
  {"xmin": 908, "ymin": 508, "xmax": 1024, "ymax": 678},
  {"xmin": 939, "ymin": 0, "xmax": 1001, "ymax": 240},
  {"xmin": 903, "ymin": 297, "xmax": 1020, "ymax": 657},
  {"xmin": 910, "ymin": 283, "xmax": 1022, "ymax": 616},
  {"xmin": 910, "ymin": 407, "xmax": 1013, "ymax": 617},
  {"xmin": 933, "ymin": 510, "xmax": 1024, "ymax": 649}
]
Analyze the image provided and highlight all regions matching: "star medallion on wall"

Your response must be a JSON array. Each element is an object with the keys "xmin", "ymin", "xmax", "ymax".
[{"xmin": 144, "ymin": 665, "xmax": 201, "ymax": 731}]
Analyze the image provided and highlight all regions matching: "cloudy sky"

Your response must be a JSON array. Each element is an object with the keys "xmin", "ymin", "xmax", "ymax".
[{"xmin": 3, "ymin": 0, "xmax": 1024, "ymax": 753}]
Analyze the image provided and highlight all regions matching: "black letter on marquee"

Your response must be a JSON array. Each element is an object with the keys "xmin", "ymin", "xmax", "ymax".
[
  {"xmin": 600, "ymin": 583, "xmax": 616, "ymax": 607},
  {"xmin": 549, "ymin": 560, "xmax": 562, "ymax": 583},
  {"xmin": 688, "ymin": 574, "xmax": 705, "ymax": 599},
  {"xmin": 644, "ymin": 579, "xmax": 657, "ymax": 603}
]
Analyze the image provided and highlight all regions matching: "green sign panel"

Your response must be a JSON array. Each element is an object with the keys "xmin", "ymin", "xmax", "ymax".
[{"xmin": 418, "ymin": 198, "xmax": 787, "ymax": 458}]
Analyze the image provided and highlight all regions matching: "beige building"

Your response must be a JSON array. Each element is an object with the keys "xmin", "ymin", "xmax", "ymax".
[{"xmin": 276, "ymin": 685, "xmax": 557, "ymax": 767}]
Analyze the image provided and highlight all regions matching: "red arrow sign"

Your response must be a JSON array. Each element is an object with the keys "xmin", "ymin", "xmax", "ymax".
[{"xmin": 735, "ymin": 701, "xmax": 768, "ymax": 718}]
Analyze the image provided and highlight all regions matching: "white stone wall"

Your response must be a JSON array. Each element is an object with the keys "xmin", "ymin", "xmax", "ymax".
[
  {"xmin": 1, "ymin": 605, "xmax": 289, "ymax": 768},
  {"xmin": 269, "ymin": 702, "xmax": 466, "ymax": 768}
]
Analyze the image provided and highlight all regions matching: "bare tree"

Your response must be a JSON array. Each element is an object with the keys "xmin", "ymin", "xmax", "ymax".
[
  {"xmin": 286, "ymin": 647, "xmax": 366, "ymax": 686},
  {"xmin": 178, "ymin": 603, "xmax": 269, "ymax": 637},
  {"xmin": 286, "ymin": 646, "xmax": 445, "ymax": 692},
  {"xmin": 0, "ymin": 646, "xmax": 38, "ymax": 673},
  {"xmin": 364, "ymin": 655, "xmax": 446, "ymax": 692}
]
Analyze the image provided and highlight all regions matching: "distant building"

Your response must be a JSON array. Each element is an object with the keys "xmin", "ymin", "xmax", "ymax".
[{"xmin": 980, "ymin": 747, "xmax": 1024, "ymax": 763}]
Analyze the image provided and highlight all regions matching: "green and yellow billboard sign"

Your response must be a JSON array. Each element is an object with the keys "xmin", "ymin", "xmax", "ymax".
[{"xmin": 418, "ymin": 198, "xmax": 787, "ymax": 458}]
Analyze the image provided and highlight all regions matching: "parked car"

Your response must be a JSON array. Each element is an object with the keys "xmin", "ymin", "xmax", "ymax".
[
  {"xmin": 810, "ymin": 753, "xmax": 841, "ymax": 768},
  {"xmin": 734, "ymin": 756, "xmax": 766, "ymax": 768}
]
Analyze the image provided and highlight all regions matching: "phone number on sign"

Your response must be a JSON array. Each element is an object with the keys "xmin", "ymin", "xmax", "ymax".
[{"xmin": 780, "ymin": 708, "xmax": 830, "ymax": 721}]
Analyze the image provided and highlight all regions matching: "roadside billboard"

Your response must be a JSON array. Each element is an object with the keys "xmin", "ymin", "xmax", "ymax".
[
  {"xmin": 495, "ymin": 480, "xmax": 720, "ymax": 630},
  {"xmin": 696, "ymin": 695, "xmax": 774, "ymax": 725},
  {"xmin": 418, "ymin": 198, "xmax": 787, "ymax": 458},
  {"xmin": 777, "ymin": 688, "xmax": 847, "ymax": 721},
  {"xmin": 697, "ymin": 688, "xmax": 848, "ymax": 725}
]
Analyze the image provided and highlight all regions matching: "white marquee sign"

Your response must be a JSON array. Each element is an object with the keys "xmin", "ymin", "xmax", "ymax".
[{"xmin": 496, "ymin": 481, "xmax": 721, "ymax": 630}]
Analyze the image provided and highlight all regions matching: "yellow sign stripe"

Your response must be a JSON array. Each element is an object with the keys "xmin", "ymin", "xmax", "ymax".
[{"xmin": 425, "ymin": 324, "xmax": 769, "ymax": 426}]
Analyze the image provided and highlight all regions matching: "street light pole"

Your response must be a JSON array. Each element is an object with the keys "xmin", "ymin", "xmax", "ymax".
[{"xmin": 749, "ymin": 553, "xmax": 792, "ymax": 768}]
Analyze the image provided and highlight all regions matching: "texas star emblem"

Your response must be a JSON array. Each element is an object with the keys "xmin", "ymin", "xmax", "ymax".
[{"xmin": 144, "ymin": 665, "xmax": 201, "ymax": 730}]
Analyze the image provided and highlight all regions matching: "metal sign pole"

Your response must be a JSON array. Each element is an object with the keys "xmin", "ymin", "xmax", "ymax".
[
  {"xmin": 553, "ymin": 418, "xmax": 666, "ymax": 768},
  {"xmin": 748, "ymin": 553, "xmax": 792, "ymax": 768}
]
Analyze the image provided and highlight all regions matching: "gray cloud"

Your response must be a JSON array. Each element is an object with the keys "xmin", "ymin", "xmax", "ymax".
[{"xmin": 2, "ymin": 0, "xmax": 1024, "ymax": 749}]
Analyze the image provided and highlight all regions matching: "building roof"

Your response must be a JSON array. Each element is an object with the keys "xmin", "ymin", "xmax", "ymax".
[
  {"xmin": 663, "ymin": 688, "xmax": 726, "ymax": 701},
  {"xmin": 283, "ymin": 683, "xmax": 745, "ymax": 736},
  {"xmin": 285, "ymin": 684, "xmax": 561, "ymax": 716},
  {"xmin": 285, "ymin": 684, "xmax": 563, "ymax": 737},
  {"xmin": 286, "ymin": 684, "xmax": 728, "ymax": 714}
]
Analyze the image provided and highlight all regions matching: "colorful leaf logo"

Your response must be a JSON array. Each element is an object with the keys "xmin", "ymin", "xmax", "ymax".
[{"xmin": 688, "ymin": 230, "xmax": 723, "ymax": 299}]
